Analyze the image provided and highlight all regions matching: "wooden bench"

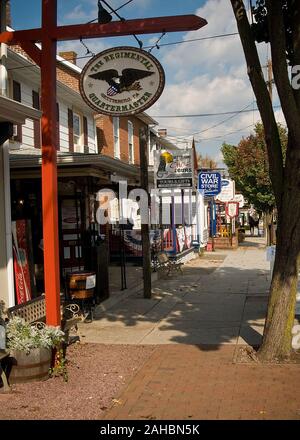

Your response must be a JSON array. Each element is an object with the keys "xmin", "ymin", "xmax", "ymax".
[
  {"xmin": 7, "ymin": 296, "xmax": 83, "ymax": 344},
  {"xmin": 156, "ymin": 251, "xmax": 184, "ymax": 276}
]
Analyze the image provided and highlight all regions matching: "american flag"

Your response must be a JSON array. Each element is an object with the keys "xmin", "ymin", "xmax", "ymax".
[{"xmin": 107, "ymin": 85, "xmax": 119, "ymax": 96}]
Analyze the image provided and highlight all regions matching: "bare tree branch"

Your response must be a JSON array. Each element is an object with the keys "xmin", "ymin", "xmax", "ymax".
[{"xmin": 230, "ymin": 0, "xmax": 284, "ymax": 207}]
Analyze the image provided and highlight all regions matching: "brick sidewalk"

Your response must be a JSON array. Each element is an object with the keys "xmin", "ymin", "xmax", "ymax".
[{"xmin": 103, "ymin": 345, "xmax": 300, "ymax": 420}]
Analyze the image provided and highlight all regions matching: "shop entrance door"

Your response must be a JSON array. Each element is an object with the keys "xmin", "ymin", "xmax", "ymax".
[{"xmin": 59, "ymin": 196, "xmax": 85, "ymax": 276}]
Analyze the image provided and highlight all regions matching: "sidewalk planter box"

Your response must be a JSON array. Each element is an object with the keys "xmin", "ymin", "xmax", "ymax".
[{"xmin": 213, "ymin": 236, "xmax": 238, "ymax": 249}]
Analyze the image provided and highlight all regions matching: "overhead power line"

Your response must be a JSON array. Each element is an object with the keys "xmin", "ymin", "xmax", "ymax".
[
  {"xmin": 165, "ymin": 124, "xmax": 258, "ymax": 148},
  {"xmin": 167, "ymin": 123, "xmax": 255, "ymax": 143},
  {"xmin": 143, "ymin": 32, "xmax": 239, "ymax": 50},
  {"xmin": 151, "ymin": 105, "xmax": 281, "ymax": 119},
  {"xmin": 172, "ymin": 102, "xmax": 255, "ymax": 140},
  {"xmin": 196, "ymin": 124, "xmax": 255, "ymax": 141},
  {"xmin": 7, "ymin": 32, "xmax": 240, "ymax": 72}
]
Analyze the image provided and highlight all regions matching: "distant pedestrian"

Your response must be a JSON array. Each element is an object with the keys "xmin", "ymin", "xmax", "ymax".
[{"xmin": 248, "ymin": 210, "xmax": 259, "ymax": 236}]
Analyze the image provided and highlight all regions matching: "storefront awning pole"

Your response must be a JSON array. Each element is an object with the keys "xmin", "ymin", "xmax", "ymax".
[{"xmin": 41, "ymin": 0, "xmax": 60, "ymax": 326}]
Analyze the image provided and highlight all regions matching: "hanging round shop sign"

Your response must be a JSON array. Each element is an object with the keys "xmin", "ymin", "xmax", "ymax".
[{"xmin": 80, "ymin": 46, "xmax": 165, "ymax": 116}]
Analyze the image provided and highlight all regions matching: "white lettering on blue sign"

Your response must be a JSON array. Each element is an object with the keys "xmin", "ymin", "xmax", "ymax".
[{"xmin": 198, "ymin": 172, "xmax": 221, "ymax": 196}]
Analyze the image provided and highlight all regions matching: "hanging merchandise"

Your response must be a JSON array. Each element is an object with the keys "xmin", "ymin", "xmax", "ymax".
[
  {"xmin": 185, "ymin": 226, "xmax": 192, "ymax": 249},
  {"xmin": 176, "ymin": 227, "xmax": 185, "ymax": 252}
]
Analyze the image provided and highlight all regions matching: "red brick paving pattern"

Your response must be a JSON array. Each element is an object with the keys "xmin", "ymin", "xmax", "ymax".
[{"xmin": 103, "ymin": 345, "xmax": 300, "ymax": 420}]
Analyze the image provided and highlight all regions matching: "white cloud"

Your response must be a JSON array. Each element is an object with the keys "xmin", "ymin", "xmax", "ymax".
[
  {"xmin": 154, "ymin": 74, "xmax": 252, "ymax": 116},
  {"xmin": 146, "ymin": 0, "xmax": 282, "ymax": 166},
  {"xmin": 63, "ymin": 4, "xmax": 97, "ymax": 23},
  {"xmin": 162, "ymin": 0, "xmax": 241, "ymax": 77}
]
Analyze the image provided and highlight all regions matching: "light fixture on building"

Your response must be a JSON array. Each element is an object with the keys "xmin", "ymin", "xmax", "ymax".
[{"xmin": 98, "ymin": 0, "xmax": 113, "ymax": 24}]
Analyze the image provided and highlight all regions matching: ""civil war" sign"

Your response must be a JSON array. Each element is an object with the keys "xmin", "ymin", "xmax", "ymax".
[{"xmin": 198, "ymin": 172, "xmax": 221, "ymax": 197}]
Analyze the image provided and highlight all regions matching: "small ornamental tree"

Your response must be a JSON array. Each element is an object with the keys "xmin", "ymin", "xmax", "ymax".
[{"xmin": 231, "ymin": 0, "xmax": 300, "ymax": 361}]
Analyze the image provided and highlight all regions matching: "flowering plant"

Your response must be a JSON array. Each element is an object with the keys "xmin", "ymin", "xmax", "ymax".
[{"xmin": 6, "ymin": 317, "xmax": 64, "ymax": 354}]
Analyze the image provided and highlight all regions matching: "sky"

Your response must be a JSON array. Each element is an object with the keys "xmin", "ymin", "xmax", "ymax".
[{"xmin": 10, "ymin": 0, "xmax": 285, "ymax": 166}]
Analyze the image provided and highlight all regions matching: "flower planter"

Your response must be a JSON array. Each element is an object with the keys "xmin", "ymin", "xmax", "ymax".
[
  {"xmin": 9, "ymin": 347, "xmax": 52, "ymax": 384},
  {"xmin": 213, "ymin": 236, "xmax": 239, "ymax": 249}
]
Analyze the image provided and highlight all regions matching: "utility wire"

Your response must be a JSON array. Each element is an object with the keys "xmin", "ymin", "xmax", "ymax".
[
  {"xmin": 171, "ymin": 102, "xmax": 255, "ymax": 140},
  {"xmin": 197, "ymin": 124, "xmax": 254, "ymax": 141},
  {"xmin": 100, "ymin": 0, "xmax": 144, "ymax": 48},
  {"xmin": 165, "ymin": 124, "xmax": 255, "ymax": 146},
  {"xmin": 115, "ymin": 0, "xmax": 134, "ymax": 13},
  {"xmin": 143, "ymin": 32, "xmax": 239, "ymax": 50},
  {"xmin": 7, "ymin": 32, "xmax": 240, "ymax": 71},
  {"xmin": 151, "ymin": 105, "xmax": 281, "ymax": 119}
]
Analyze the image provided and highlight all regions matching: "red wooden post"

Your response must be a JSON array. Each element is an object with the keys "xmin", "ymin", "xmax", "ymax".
[{"xmin": 41, "ymin": 0, "xmax": 60, "ymax": 326}]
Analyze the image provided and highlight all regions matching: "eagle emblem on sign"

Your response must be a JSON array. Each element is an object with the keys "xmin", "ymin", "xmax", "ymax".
[{"xmin": 89, "ymin": 68, "xmax": 154, "ymax": 96}]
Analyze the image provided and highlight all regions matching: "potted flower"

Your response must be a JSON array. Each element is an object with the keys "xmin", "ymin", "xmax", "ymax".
[
  {"xmin": 0, "ymin": 300, "xmax": 7, "ymax": 350},
  {"xmin": 6, "ymin": 317, "xmax": 65, "ymax": 384}
]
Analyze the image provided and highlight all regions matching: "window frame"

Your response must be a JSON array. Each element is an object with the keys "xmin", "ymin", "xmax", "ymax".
[
  {"xmin": 128, "ymin": 121, "xmax": 134, "ymax": 164},
  {"xmin": 113, "ymin": 116, "xmax": 120, "ymax": 159},
  {"xmin": 73, "ymin": 112, "xmax": 83, "ymax": 152},
  {"xmin": 11, "ymin": 80, "xmax": 22, "ymax": 143}
]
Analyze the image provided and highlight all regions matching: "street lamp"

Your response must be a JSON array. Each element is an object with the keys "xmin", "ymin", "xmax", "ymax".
[{"xmin": 98, "ymin": 0, "xmax": 113, "ymax": 24}]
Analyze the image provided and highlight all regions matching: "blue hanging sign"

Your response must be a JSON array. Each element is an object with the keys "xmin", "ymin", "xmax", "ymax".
[{"xmin": 198, "ymin": 172, "xmax": 222, "ymax": 196}]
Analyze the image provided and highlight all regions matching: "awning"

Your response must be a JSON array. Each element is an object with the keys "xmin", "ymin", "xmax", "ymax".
[
  {"xmin": 0, "ymin": 94, "xmax": 41, "ymax": 125},
  {"xmin": 9, "ymin": 150, "xmax": 154, "ymax": 184}
]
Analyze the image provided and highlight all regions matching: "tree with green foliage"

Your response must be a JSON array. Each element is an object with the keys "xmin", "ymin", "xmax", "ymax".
[
  {"xmin": 222, "ymin": 123, "xmax": 287, "ymax": 213},
  {"xmin": 231, "ymin": 0, "xmax": 300, "ymax": 362}
]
